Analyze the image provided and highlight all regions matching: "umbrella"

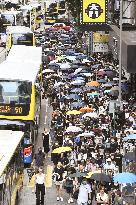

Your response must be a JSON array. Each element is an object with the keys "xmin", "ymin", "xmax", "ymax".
[
  {"xmin": 109, "ymin": 90, "xmax": 119, "ymax": 97},
  {"xmin": 104, "ymin": 90, "xmax": 111, "ymax": 93},
  {"xmin": 80, "ymin": 106, "xmax": 94, "ymax": 113},
  {"xmin": 69, "ymin": 171, "xmax": 87, "ymax": 178},
  {"xmin": 60, "ymin": 63, "xmax": 71, "ymax": 70},
  {"xmin": 102, "ymin": 83, "xmax": 113, "ymax": 88},
  {"xmin": 91, "ymin": 64, "xmax": 101, "ymax": 69},
  {"xmin": 113, "ymin": 172, "xmax": 136, "ymax": 184},
  {"xmin": 42, "ymin": 69, "xmax": 55, "ymax": 73},
  {"xmin": 124, "ymin": 152, "xmax": 136, "ymax": 161},
  {"xmin": 52, "ymin": 146, "xmax": 72, "ymax": 154},
  {"xmin": 82, "ymin": 73, "xmax": 92, "ymax": 77},
  {"xmin": 74, "ymin": 68, "xmax": 83, "ymax": 74},
  {"xmin": 86, "ymin": 172, "xmax": 94, "ymax": 178},
  {"xmin": 84, "ymin": 86, "xmax": 99, "ymax": 92},
  {"xmin": 90, "ymin": 173, "xmax": 111, "ymax": 182},
  {"xmin": 82, "ymin": 112, "xmax": 98, "ymax": 118},
  {"xmin": 65, "ymin": 126, "xmax": 83, "ymax": 133},
  {"xmin": 66, "ymin": 110, "xmax": 81, "ymax": 115},
  {"xmin": 105, "ymin": 70, "xmax": 116, "ymax": 77},
  {"xmin": 123, "ymin": 134, "xmax": 136, "ymax": 141},
  {"xmin": 70, "ymin": 80, "xmax": 85, "ymax": 86},
  {"xmin": 65, "ymin": 94, "xmax": 82, "ymax": 100},
  {"xmin": 77, "ymin": 132, "xmax": 95, "ymax": 137},
  {"xmin": 70, "ymin": 88, "xmax": 83, "ymax": 93},
  {"xmin": 97, "ymin": 71, "xmax": 106, "ymax": 76},
  {"xmin": 111, "ymin": 86, "xmax": 119, "ymax": 91},
  {"xmin": 87, "ymin": 92, "xmax": 99, "ymax": 97},
  {"xmin": 54, "ymin": 82, "xmax": 65, "ymax": 87},
  {"xmin": 86, "ymin": 81, "xmax": 100, "ymax": 87},
  {"xmin": 97, "ymin": 79, "xmax": 107, "ymax": 83},
  {"xmin": 71, "ymin": 102, "xmax": 86, "ymax": 109}
]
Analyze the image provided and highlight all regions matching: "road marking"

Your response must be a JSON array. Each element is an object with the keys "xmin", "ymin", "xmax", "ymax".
[
  {"xmin": 45, "ymin": 165, "xmax": 53, "ymax": 188},
  {"xmin": 44, "ymin": 115, "xmax": 47, "ymax": 125}
]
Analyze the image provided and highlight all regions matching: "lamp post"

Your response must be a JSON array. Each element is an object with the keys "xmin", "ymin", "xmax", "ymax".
[{"xmin": 118, "ymin": 0, "xmax": 123, "ymax": 106}]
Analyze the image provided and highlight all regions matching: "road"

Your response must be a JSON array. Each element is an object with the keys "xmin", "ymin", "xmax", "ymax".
[{"xmin": 19, "ymin": 98, "xmax": 78, "ymax": 205}]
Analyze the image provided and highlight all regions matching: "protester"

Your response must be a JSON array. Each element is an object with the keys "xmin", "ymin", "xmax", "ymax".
[
  {"xmin": 42, "ymin": 128, "xmax": 50, "ymax": 158},
  {"xmin": 35, "ymin": 167, "xmax": 46, "ymax": 205}
]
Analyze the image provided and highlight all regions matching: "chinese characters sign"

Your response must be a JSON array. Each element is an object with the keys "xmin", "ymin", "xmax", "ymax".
[{"xmin": 81, "ymin": 0, "xmax": 107, "ymax": 24}]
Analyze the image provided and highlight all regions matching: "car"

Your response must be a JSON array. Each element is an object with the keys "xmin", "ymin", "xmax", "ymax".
[{"xmin": 51, "ymin": 23, "xmax": 71, "ymax": 31}]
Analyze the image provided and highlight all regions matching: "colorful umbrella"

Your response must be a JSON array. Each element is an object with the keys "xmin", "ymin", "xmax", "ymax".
[
  {"xmin": 114, "ymin": 172, "xmax": 136, "ymax": 184},
  {"xmin": 87, "ymin": 92, "xmax": 99, "ymax": 97},
  {"xmin": 123, "ymin": 134, "xmax": 136, "ymax": 141},
  {"xmin": 66, "ymin": 110, "xmax": 82, "ymax": 115},
  {"xmin": 52, "ymin": 146, "xmax": 72, "ymax": 154},
  {"xmin": 86, "ymin": 81, "xmax": 100, "ymax": 87},
  {"xmin": 80, "ymin": 106, "xmax": 94, "ymax": 113}
]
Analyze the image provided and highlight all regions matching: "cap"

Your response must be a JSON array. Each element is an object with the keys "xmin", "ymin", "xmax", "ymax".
[{"xmin": 107, "ymin": 158, "xmax": 111, "ymax": 162}]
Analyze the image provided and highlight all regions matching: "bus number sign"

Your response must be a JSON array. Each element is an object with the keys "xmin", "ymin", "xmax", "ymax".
[{"xmin": 0, "ymin": 105, "xmax": 29, "ymax": 116}]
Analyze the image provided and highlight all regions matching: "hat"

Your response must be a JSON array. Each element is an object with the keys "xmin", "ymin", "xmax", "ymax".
[{"xmin": 107, "ymin": 158, "xmax": 111, "ymax": 162}]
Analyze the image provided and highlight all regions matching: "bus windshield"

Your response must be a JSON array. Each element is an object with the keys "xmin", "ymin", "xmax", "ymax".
[
  {"xmin": 11, "ymin": 33, "xmax": 33, "ymax": 46},
  {"xmin": 0, "ymin": 81, "xmax": 31, "ymax": 104}
]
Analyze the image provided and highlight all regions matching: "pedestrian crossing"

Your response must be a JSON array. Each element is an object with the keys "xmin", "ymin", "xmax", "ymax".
[{"xmin": 27, "ymin": 165, "xmax": 53, "ymax": 188}]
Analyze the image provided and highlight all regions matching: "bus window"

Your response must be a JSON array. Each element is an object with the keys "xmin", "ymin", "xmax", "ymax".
[
  {"xmin": 0, "ymin": 81, "xmax": 31, "ymax": 116},
  {"xmin": 11, "ymin": 33, "xmax": 33, "ymax": 46}
]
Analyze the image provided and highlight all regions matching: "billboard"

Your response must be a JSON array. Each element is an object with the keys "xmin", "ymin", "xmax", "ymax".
[{"xmin": 81, "ymin": 0, "xmax": 108, "ymax": 24}]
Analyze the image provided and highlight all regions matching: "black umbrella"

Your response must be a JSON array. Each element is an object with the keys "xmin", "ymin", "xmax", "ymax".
[
  {"xmin": 69, "ymin": 171, "xmax": 87, "ymax": 178},
  {"xmin": 124, "ymin": 152, "xmax": 136, "ymax": 161},
  {"xmin": 90, "ymin": 173, "xmax": 111, "ymax": 182}
]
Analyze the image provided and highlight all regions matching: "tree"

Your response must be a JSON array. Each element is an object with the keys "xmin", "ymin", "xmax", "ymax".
[{"xmin": 65, "ymin": 0, "xmax": 81, "ymax": 24}]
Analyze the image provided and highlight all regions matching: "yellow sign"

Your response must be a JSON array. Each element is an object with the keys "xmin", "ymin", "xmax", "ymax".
[
  {"xmin": 81, "ymin": 0, "xmax": 107, "ymax": 24},
  {"xmin": 93, "ymin": 33, "xmax": 110, "ymax": 43}
]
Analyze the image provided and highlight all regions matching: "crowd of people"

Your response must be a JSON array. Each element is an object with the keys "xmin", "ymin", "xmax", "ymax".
[{"xmin": 34, "ymin": 27, "xmax": 136, "ymax": 205}]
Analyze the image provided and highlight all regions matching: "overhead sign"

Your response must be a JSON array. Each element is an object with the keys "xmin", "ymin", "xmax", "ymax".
[
  {"xmin": 81, "ymin": 0, "xmax": 107, "ymax": 24},
  {"xmin": 93, "ymin": 33, "xmax": 110, "ymax": 43}
]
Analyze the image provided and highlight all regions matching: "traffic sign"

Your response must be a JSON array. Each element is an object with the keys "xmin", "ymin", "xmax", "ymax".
[{"xmin": 81, "ymin": 0, "xmax": 108, "ymax": 24}]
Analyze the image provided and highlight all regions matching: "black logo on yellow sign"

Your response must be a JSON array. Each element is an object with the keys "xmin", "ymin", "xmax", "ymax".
[{"xmin": 85, "ymin": 3, "xmax": 103, "ymax": 19}]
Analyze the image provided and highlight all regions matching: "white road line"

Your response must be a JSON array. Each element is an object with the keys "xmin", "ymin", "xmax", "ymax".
[{"xmin": 44, "ymin": 115, "xmax": 47, "ymax": 125}]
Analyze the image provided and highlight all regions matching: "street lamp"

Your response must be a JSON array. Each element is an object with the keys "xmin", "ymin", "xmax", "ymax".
[{"xmin": 118, "ymin": 0, "xmax": 123, "ymax": 106}]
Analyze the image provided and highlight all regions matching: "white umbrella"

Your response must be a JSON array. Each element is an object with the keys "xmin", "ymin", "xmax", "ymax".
[
  {"xmin": 70, "ymin": 80, "xmax": 85, "ymax": 85},
  {"xmin": 21, "ymin": 5, "xmax": 33, "ymax": 10},
  {"xmin": 60, "ymin": 63, "xmax": 71, "ymax": 69},
  {"xmin": 74, "ymin": 68, "xmax": 83, "ymax": 75},
  {"xmin": 42, "ymin": 69, "xmax": 55, "ymax": 73},
  {"xmin": 54, "ymin": 82, "xmax": 65, "ymax": 87},
  {"xmin": 82, "ymin": 112, "xmax": 98, "ymax": 118},
  {"xmin": 65, "ymin": 126, "xmax": 83, "ymax": 133},
  {"xmin": 77, "ymin": 132, "xmax": 95, "ymax": 137},
  {"xmin": 66, "ymin": 56, "xmax": 76, "ymax": 61},
  {"xmin": 82, "ymin": 73, "xmax": 92, "ymax": 77},
  {"xmin": 82, "ymin": 59, "xmax": 91, "ymax": 63}
]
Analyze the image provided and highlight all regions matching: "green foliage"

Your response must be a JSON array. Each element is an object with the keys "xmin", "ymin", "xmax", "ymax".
[{"xmin": 65, "ymin": 0, "xmax": 81, "ymax": 24}]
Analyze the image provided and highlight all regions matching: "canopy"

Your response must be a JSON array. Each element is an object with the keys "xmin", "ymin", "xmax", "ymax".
[
  {"xmin": 0, "ymin": 130, "xmax": 24, "ymax": 176},
  {"xmin": 7, "ymin": 45, "xmax": 42, "ymax": 65}
]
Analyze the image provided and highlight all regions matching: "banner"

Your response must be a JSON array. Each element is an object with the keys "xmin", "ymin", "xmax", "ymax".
[
  {"xmin": 93, "ymin": 33, "xmax": 110, "ymax": 43},
  {"xmin": 81, "ymin": 0, "xmax": 107, "ymax": 24}
]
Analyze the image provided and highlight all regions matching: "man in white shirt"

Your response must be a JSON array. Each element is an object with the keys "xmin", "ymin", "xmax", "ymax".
[
  {"xmin": 77, "ymin": 179, "xmax": 91, "ymax": 205},
  {"xmin": 35, "ymin": 167, "xmax": 46, "ymax": 205}
]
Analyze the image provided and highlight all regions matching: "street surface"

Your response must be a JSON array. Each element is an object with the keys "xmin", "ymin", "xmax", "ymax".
[{"xmin": 19, "ymin": 99, "xmax": 79, "ymax": 205}]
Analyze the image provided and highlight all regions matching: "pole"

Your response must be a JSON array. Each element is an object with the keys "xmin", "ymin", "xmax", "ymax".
[
  {"xmin": 118, "ymin": 0, "xmax": 123, "ymax": 105},
  {"xmin": 88, "ymin": 32, "xmax": 91, "ymax": 57},
  {"xmin": 30, "ymin": 10, "xmax": 31, "ymax": 29}
]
